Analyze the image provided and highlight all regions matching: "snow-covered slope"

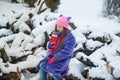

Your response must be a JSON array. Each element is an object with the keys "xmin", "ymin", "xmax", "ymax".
[{"xmin": 0, "ymin": 0, "xmax": 120, "ymax": 80}]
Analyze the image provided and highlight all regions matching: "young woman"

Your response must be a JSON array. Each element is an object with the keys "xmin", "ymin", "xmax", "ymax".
[{"xmin": 37, "ymin": 15, "xmax": 76, "ymax": 80}]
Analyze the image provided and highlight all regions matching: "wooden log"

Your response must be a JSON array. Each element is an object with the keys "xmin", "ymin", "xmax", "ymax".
[
  {"xmin": 24, "ymin": 30, "xmax": 31, "ymax": 35},
  {"xmin": 27, "ymin": 67, "xmax": 38, "ymax": 73},
  {"xmin": 73, "ymin": 42, "xmax": 97, "ymax": 57},
  {"xmin": 37, "ymin": 0, "xmax": 41, "ymax": 6},
  {"xmin": 0, "ymin": 64, "xmax": 21, "ymax": 80},
  {"xmin": 105, "ymin": 63, "xmax": 120, "ymax": 80},
  {"xmin": 47, "ymin": 74, "xmax": 79, "ymax": 80},
  {"xmin": 25, "ymin": 13, "xmax": 34, "ymax": 31},
  {"xmin": 37, "ymin": 1, "xmax": 47, "ymax": 14},
  {"xmin": 116, "ymin": 32, "xmax": 120, "ymax": 37},
  {"xmin": 92, "ymin": 34, "xmax": 112, "ymax": 45},
  {"xmin": 0, "ymin": 68, "xmax": 1, "ymax": 74},
  {"xmin": 69, "ymin": 22, "xmax": 77, "ymax": 30},
  {"xmin": 81, "ymin": 69, "xmax": 89, "ymax": 79},
  {"xmin": 106, "ymin": 62, "xmax": 113, "ymax": 74},
  {"xmin": 0, "ymin": 48, "xmax": 9, "ymax": 63},
  {"xmin": 76, "ymin": 56, "xmax": 97, "ymax": 67},
  {"xmin": 42, "ymin": 31, "xmax": 49, "ymax": 50},
  {"xmin": 117, "ymin": 51, "xmax": 120, "ymax": 56},
  {"xmin": 83, "ymin": 31, "xmax": 92, "ymax": 39},
  {"xmin": 89, "ymin": 77, "xmax": 105, "ymax": 80},
  {"xmin": 74, "ymin": 41, "xmax": 104, "ymax": 57},
  {"xmin": 0, "ymin": 67, "xmax": 20, "ymax": 80},
  {"xmin": 63, "ymin": 74, "xmax": 79, "ymax": 80},
  {"xmin": 39, "ymin": 8, "xmax": 47, "ymax": 14},
  {"xmin": 10, "ymin": 54, "xmax": 29, "ymax": 63},
  {"xmin": 0, "ymin": 72, "xmax": 20, "ymax": 80},
  {"xmin": 116, "ymin": 78, "xmax": 120, "ymax": 80}
]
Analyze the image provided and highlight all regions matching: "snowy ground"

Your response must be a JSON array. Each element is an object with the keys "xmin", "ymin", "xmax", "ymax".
[{"xmin": 0, "ymin": 0, "xmax": 120, "ymax": 80}]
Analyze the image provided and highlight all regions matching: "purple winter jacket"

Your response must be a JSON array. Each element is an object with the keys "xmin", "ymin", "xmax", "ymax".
[{"xmin": 40, "ymin": 31, "xmax": 76, "ymax": 76}]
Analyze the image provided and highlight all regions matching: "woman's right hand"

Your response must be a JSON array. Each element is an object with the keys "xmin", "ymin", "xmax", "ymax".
[{"xmin": 47, "ymin": 57, "xmax": 56, "ymax": 64}]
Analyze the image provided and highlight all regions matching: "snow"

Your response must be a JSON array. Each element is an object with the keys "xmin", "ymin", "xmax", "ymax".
[
  {"xmin": 0, "ymin": 61, "xmax": 18, "ymax": 74},
  {"xmin": 72, "ymin": 28, "xmax": 87, "ymax": 44},
  {"xmin": 31, "ymin": 20, "xmax": 55, "ymax": 37},
  {"xmin": 69, "ymin": 58, "xmax": 86, "ymax": 80},
  {"xmin": 0, "ymin": 0, "xmax": 29, "ymax": 17},
  {"xmin": 86, "ymin": 39, "xmax": 103, "ymax": 51},
  {"xmin": 0, "ymin": 0, "xmax": 120, "ymax": 80},
  {"xmin": 59, "ymin": 0, "xmax": 103, "ymax": 19},
  {"xmin": 89, "ymin": 66, "xmax": 112, "ymax": 80},
  {"xmin": 109, "ymin": 57, "xmax": 120, "ymax": 78},
  {"xmin": 17, "ymin": 55, "xmax": 40, "ymax": 69}
]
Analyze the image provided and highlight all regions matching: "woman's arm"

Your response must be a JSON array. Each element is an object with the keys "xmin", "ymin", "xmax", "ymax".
[{"xmin": 54, "ymin": 33, "xmax": 76, "ymax": 61}]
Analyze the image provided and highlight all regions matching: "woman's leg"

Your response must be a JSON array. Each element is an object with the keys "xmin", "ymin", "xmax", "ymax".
[
  {"xmin": 40, "ymin": 69, "xmax": 47, "ymax": 80},
  {"xmin": 52, "ymin": 75, "xmax": 61, "ymax": 80},
  {"xmin": 39, "ymin": 62, "xmax": 47, "ymax": 80}
]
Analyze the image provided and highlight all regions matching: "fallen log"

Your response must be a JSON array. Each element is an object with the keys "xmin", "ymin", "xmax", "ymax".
[
  {"xmin": 0, "ymin": 67, "xmax": 20, "ymax": 80},
  {"xmin": 0, "ymin": 72, "xmax": 20, "ymax": 80},
  {"xmin": 69, "ymin": 22, "xmax": 77, "ymax": 30},
  {"xmin": 37, "ymin": 1, "xmax": 47, "ymax": 14},
  {"xmin": 74, "ymin": 42, "xmax": 97, "ymax": 57},
  {"xmin": 116, "ymin": 32, "xmax": 120, "ymax": 37},
  {"xmin": 63, "ymin": 74, "xmax": 79, "ymax": 80},
  {"xmin": 81, "ymin": 69, "xmax": 89, "ymax": 79},
  {"xmin": 42, "ymin": 31, "xmax": 49, "ymax": 50},
  {"xmin": 76, "ymin": 54, "xmax": 97, "ymax": 67},
  {"xmin": 89, "ymin": 77, "xmax": 105, "ymax": 80},
  {"xmin": 74, "ymin": 41, "xmax": 104, "ymax": 57},
  {"xmin": 48, "ymin": 74, "xmax": 79, "ymax": 80},
  {"xmin": 25, "ymin": 13, "xmax": 34, "ymax": 31},
  {"xmin": 0, "ymin": 48, "xmax": 9, "ymax": 63},
  {"xmin": 27, "ymin": 67, "xmax": 38, "ymax": 73},
  {"xmin": 10, "ymin": 54, "xmax": 29, "ymax": 63}
]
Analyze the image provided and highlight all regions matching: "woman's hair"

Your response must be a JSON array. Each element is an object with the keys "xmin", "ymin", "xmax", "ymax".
[{"xmin": 54, "ymin": 25, "xmax": 70, "ymax": 50}]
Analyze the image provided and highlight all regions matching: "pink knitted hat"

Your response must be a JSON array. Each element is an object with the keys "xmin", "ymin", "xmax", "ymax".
[{"xmin": 56, "ymin": 15, "xmax": 71, "ymax": 29}]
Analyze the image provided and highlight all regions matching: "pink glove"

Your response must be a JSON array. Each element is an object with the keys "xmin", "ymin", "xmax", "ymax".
[{"xmin": 47, "ymin": 57, "xmax": 56, "ymax": 64}]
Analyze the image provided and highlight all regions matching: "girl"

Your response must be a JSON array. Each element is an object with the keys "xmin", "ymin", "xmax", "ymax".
[{"xmin": 37, "ymin": 15, "xmax": 76, "ymax": 80}]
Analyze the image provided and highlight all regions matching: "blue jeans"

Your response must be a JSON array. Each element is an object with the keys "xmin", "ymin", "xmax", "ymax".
[{"xmin": 39, "ymin": 62, "xmax": 61, "ymax": 80}]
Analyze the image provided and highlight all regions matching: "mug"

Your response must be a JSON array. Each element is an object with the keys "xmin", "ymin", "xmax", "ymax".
[{"xmin": 50, "ymin": 35, "xmax": 58, "ymax": 44}]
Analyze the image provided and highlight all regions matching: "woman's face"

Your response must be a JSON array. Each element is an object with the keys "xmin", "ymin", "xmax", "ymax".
[{"xmin": 56, "ymin": 25, "xmax": 64, "ymax": 32}]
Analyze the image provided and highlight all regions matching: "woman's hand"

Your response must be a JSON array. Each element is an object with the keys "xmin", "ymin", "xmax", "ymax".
[{"xmin": 47, "ymin": 57, "xmax": 56, "ymax": 64}]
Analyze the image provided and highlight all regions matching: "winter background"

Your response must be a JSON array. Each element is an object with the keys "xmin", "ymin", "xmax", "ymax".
[{"xmin": 0, "ymin": 0, "xmax": 120, "ymax": 80}]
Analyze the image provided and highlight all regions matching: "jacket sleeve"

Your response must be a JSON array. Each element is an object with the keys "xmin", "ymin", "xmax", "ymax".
[
  {"xmin": 54, "ymin": 33, "xmax": 76, "ymax": 61},
  {"xmin": 47, "ymin": 42, "xmax": 52, "ymax": 49}
]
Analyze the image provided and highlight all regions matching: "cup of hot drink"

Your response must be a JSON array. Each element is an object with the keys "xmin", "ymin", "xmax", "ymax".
[{"xmin": 50, "ymin": 35, "xmax": 58, "ymax": 44}]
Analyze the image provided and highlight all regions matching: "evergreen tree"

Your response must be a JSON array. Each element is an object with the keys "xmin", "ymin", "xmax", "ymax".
[
  {"xmin": 24, "ymin": 0, "xmax": 37, "ymax": 7},
  {"xmin": 11, "ymin": 0, "xmax": 18, "ymax": 3},
  {"xmin": 45, "ymin": 0, "xmax": 60, "ymax": 12},
  {"xmin": 103, "ymin": 0, "xmax": 120, "ymax": 17}
]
